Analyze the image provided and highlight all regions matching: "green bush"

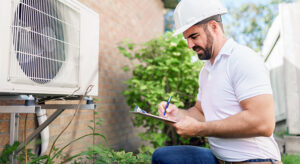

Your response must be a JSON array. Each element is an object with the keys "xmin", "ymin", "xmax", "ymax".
[
  {"xmin": 282, "ymin": 154, "xmax": 300, "ymax": 164},
  {"xmin": 119, "ymin": 32, "xmax": 204, "ymax": 148},
  {"xmin": 0, "ymin": 117, "xmax": 153, "ymax": 163},
  {"xmin": 79, "ymin": 144, "xmax": 153, "ymax": 164}
]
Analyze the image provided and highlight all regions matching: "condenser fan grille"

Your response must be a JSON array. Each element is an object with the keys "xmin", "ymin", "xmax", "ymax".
[{"xmin": 9, "ymin": 0, "xmax": 80, "ymax": 86}]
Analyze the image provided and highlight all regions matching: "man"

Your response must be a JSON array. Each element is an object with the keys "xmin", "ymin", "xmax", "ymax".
[{"xmin": 152, "ymin": 0, "xmax": 281, "ymax": 163}]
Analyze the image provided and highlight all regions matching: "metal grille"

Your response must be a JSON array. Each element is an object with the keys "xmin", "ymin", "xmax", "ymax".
[{"xmin": 9, "ymin": 0, "xmax": 80, "ymax": 86}]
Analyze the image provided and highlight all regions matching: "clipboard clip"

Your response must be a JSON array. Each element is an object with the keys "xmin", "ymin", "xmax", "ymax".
[{"xmin": 134, "ymin": 104, "xmax": 147, "ymax": 113}]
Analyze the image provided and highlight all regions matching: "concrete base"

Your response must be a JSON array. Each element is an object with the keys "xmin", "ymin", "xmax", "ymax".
[{"xmin": 284, "ymin": 136, "xmax": 300, "ymax": 154}]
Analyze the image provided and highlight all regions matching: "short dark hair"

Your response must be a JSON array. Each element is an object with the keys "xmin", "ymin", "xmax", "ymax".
[{"xmin": 194, "ymin": 15, "xmax": 224, "ymax": 31}]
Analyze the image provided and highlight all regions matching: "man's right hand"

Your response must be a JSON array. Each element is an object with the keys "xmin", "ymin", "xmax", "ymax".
[{"xmin": 158, "ymin": 101, "xmax": 182, "ymax": 122}]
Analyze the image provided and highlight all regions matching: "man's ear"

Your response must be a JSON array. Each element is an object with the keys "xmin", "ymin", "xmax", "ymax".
[{"xmin": 208, "ymin": 21, "xmax": 218, "ymax": 33}]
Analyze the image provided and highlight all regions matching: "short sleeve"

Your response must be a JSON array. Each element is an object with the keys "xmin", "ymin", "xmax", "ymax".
[
  {"xmin": 229, "ymin": 48, "xmax": 272, "ymax": 102},
  {"xmin": 197, "ymin": 68, "xmax": 204, "ymax": 102},
  {"xmin": 197, "ymin": 87, "xmax": 202, "ymax": 101}
]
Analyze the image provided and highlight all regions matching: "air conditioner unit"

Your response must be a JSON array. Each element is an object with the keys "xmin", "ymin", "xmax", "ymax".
[{"xmin": 0, "ymin": 0, "xmax": 99, "ymax": 96}]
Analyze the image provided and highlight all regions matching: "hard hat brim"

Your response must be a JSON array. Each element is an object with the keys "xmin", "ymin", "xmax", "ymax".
[
  {"xmin": 172, "ymin": 11, "xmax": 228, "ymax": 37},
  {"xmin": 172, "ymin": 23, "xmax": 196, "ymax": 36}
]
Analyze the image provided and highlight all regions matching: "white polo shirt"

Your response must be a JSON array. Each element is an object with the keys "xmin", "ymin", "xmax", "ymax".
[{"xmin": 197, "ymin": 39, "xmax": 281, "ymax": 161}]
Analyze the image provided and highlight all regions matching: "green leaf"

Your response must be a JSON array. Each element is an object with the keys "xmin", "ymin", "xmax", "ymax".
[{"xmin": 122, "ymin": 65, "xmax": 130, "ymax": 72}]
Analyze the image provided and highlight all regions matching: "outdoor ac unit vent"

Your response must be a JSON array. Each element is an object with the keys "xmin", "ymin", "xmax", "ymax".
[
  {"xmin": 12, "ymin": 0, "xmax": 68, "ymax": 84},
  {"xmin": 0, "ymin": 0, "xmax": 99, "ymax": 96}
]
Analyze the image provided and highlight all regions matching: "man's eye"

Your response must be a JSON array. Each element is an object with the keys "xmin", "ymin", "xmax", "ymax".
[{"xmin": 191, "ymin": 35, "xmax": 198, "ymax": 39}]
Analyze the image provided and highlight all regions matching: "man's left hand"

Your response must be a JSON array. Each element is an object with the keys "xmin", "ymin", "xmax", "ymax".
[{"xmin": 173, "ymin": 115, "xmax": 203, "ymax": 137}]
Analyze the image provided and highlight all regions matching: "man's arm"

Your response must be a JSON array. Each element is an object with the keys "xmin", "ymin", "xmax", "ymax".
[
  {"xmin": 174, "ymin": 94, "xmax": 275, "ymax": 138},
  {"xmin": 184, "ymin": 101, "xmax": 205, "ymax": 122}
]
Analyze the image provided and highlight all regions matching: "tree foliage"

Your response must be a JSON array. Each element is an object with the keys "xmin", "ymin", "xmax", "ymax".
[
  {"xmin": 226, "ymin": 0, "xmax": 294, "ymax": 51},
  {"xmin": 119, "ymin": 32, "xmax": 205, "ymax": 148}
]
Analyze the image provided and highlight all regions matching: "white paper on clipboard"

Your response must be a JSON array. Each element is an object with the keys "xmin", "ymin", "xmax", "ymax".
[
  {"xmin": 130, "ymin": 111, "xmax": 177, "ymax": 123},
  {"xmin": 130, "ymin": 105, "xmax": 176, "ymax": 123}
]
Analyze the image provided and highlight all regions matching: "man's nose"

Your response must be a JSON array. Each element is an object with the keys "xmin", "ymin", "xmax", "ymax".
[{"xmin": 187, "ymin": 39, "xmax": 195, "ymax": 49}]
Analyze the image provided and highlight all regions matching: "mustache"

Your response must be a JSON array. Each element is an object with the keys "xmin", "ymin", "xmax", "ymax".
[{"xmin": 192, "ymin": 46, "xmax": 205, "ymax": 52}]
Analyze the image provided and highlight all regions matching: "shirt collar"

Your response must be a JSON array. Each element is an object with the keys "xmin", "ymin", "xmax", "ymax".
[
  {"xmin": 218, "ymin": 38, "xmax": 235, "ymax": 57},
  {"xmin": 203, "ymin": 38, "xmax": 236, "ymax": 69}
]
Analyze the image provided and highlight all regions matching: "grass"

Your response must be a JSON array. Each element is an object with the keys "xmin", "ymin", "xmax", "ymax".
[{"xmin": 282, "ymin": 154, "xmax": 300, "ymax": 164}]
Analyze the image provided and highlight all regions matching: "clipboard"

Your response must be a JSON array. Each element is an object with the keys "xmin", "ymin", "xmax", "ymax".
[
  {"xmin": 130, "ymin": 111, "xmax": 177, "ymax": 123},
  {"xmin": 130, "ymin": 105, "xmax": 176, "ymax": 123}
]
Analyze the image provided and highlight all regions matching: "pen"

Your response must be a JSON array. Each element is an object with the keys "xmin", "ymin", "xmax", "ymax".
[{"xmin": 164, "ymin": 96, "xmax": 172, "ymax": 116}]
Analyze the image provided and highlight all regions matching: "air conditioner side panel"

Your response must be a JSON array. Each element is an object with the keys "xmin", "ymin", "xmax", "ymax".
[{"xmin": 78, "ymin": 7, "xmax": 99, "ymax": 96}]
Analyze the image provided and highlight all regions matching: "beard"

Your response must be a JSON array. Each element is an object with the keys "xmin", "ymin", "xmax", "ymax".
[
  {"xmin": 193, "ymin": 29, "xmax": 214, "ymax": 60},
  {"xmin": 193, "ymin": 46, "xmax": 211, "ymax": 60}
]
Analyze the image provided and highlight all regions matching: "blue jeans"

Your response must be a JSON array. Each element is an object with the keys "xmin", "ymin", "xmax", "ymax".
[{"xmin": 152, "ymin": 146, "xmax": 218, "ymax": 164}]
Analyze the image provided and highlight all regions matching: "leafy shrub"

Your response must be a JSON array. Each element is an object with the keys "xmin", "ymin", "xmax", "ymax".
[
  {"xmin": 119, "ymin": 32, "xmax": 204, "ymax": 147},
  {"xmin": 282, "ymin": 154, "xmax": 300, "ymax": 164},
  {"xmin": 0, "ymin": 117, "xmax": 153, "ymax": 163},
  {"xmin": 78, "ymin": 144, "xmax": 153, "ymax": 164},
  {"xmin": 0, "ymin": 142, "xmax": 20, "ymax": 163}
]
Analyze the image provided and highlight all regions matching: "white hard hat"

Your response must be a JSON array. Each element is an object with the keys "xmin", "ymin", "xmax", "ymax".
[{"xmin": 173, "ymin": 0, "xmax": 228, "ymax": 36}]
